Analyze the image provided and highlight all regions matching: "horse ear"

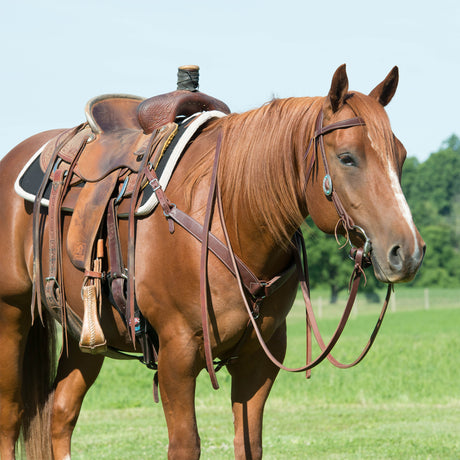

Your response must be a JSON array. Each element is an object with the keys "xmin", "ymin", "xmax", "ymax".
[
  {"xmin": 325, "ymin": 64, "xmax": 349, "ymax": 113},
  {"xmin": 369, "ymin": 66, "xmax": 399, "ymax": 106}
]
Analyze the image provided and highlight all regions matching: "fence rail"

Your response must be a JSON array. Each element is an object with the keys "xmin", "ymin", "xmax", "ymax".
[{"xmin": 292, "ymin": 287, "xmax": 460, "ymax": 320}]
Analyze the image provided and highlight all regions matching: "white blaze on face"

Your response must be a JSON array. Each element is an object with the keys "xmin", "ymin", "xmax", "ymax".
[
  {"xmin": 367, "ymin": 131, "xmax": 419, "ymax": 259},
  {"xmin": 386, "ymin": 161, "xmax": 419, "ymax": 258}
]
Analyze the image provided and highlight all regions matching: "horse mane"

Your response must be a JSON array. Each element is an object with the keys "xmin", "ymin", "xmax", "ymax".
[
  {"xmin": 182, "ymin": 92, "xmax": 398, "ymax": 246},
  {"xmin": 184, "ymin": 97, "xmax": 323, "ymax": 245}
]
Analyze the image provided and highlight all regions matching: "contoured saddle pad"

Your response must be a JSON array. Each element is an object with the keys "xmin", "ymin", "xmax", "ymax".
[{"xmin": 14, "ymin": 110, "xmax": 227, "ymax": 216}]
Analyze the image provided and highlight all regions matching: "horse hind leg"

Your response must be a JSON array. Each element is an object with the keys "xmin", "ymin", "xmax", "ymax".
[
  {"xmin": 0, "ymin": 300, "xmax": 30, "ymax": 460},
  {"xmin": 0, "ymin": 298, "xmax": 57, "ymax": 460},
  {"xmin": 51, "ymin": 334, "xmax": 104, "ymax": 460},
  {"xmin": 21, "ymin": 308, "xmax": 58, "ymax": 459}
]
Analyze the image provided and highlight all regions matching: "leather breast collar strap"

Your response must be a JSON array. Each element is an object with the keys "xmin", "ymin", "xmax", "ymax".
[{"xmin": 145, "ymin": 114, "xmax": 393, "ymax": 388}]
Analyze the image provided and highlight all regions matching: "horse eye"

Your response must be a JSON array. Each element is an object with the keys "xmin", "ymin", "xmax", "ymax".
[{"xmin": 338, "ymin": 153, "xmax": 357, "ymax": 167}]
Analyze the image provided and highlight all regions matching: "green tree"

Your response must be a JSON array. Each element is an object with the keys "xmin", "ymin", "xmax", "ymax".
[{"xmin": 401, "ymin": 133, "xmax": 460, "ymax": 287}]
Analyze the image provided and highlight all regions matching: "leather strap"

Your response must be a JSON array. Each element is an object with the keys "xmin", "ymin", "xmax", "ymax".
[
  {"xmin": 144, "ymin": 150, "xmax": 298, "ymax": 387},
  {"xmin": 127, "ymin": 130, "xmax": 159, "ymax": 340},
  {"xmin": 315, "ymin": 110, "xmax": 362, "ymax": 232},
  {"xmin": 106, "ymin": 198, "xmax": 128, "ymax": 316},
  {"xmin": 45, "ymin": 132, "xmax": 90, "ymax": 350},
  {"xmin": 32, "ymin": 125, "xmax": 89, "ymax": 328},
  {"xmin": 32, "ymin": 126, "xmax": 83, "ymax": 322},
  {"xmin": 294, "ymin": 232, "xmax": 392, "ymax": 370},
  {"xmin": 127, "ymin": 124, "xmax": 177, "ymax": 341},
  {"xmin": 199, "ymin": 132, "xmax": 223, "ymax": 389},
  {"xmin": 45, "ymin": 168, "xmax": 66, "ymax": 309}
]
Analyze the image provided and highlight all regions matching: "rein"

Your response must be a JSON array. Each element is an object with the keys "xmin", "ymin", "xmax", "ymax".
[{"xmin": 146, "ymin": 109, "xmax": 393, "ymax": 388}]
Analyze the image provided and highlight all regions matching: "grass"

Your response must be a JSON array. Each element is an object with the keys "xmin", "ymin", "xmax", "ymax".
[{"xmin": 70, "ymin": 287, "xmax": 460, "ymax": 459}]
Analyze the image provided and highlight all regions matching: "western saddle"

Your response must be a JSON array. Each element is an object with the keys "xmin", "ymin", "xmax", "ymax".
[{"xmin": 32, "ymin": 66, "xmax": 230, "ymax": 363}]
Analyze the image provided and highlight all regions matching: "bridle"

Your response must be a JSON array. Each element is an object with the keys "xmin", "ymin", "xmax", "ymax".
[
  {"xmin": 305, "ymin": 108, "xmax": 372, "ymax": 258},
  {"xmin": 145, "ymin": 107, "xmax": 393, "ymax": 389}
]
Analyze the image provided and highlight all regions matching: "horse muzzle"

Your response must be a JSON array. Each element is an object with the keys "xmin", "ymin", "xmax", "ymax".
[{"xmin": 371, "ymin": 239, "xmax": 426, "ymax": 284}]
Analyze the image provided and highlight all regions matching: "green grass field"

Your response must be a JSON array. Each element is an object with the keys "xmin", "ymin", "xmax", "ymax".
[{"xmin": 71, "ymin": 288, "xmax": 460, "ymax": 459}]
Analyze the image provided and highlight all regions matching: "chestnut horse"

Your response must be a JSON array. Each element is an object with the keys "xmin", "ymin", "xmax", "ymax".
[{"xmin": 0, "ymin": 65, "xmax": 424, "ymax": 459}]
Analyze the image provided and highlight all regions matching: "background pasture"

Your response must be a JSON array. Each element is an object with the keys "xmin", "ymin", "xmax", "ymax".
[{"xmin": 68, "ymin": 287, "xmax": 460, "ymax": 459}]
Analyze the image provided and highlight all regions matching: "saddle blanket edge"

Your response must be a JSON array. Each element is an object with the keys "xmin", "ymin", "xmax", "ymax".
[{"xmin": 14, "ymin": 110, "xmax": 227, "ymax": 216}]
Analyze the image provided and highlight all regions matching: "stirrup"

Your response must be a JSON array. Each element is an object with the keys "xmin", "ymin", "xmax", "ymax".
[{"xmin": 79, "ymin": 284, "xmax": 107, "ymax": 354}]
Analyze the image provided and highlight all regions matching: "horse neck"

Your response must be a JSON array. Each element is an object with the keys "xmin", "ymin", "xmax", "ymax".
[{"xmin": 215, "ymin": 97, "xmax": 322, "ymax": 276}]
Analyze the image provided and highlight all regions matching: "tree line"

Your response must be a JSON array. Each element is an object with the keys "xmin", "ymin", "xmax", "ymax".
[{"xmin": 303, "ymin": 134, "xmax": 460, "ymax": 302}]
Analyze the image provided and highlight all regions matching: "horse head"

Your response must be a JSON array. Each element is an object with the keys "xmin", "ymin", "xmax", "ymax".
[{"xmin": 306, "ymin": 64, "xmax": 425, "ymax": 283}]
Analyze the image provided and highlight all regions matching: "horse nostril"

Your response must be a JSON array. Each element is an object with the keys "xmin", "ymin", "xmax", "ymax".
[{"xmin": 388, "ymin": 245, "xmax": 403, "ymax": 271}]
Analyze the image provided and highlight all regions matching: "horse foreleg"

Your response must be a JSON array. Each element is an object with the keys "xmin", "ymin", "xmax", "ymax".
[
  {"xmin": 51, "ymin": 335, "xmax": 104, "ymax": 460},
  {"xmin": 227, "ymin": 323, "xmax": 287, "ymax": 460},
  {"xmin": 0, "ymin": 302, "xmax": 29, "ymax": 460},
  {"xmin": 157, "ymin": 336, "xmax": 201, "ymax": 460}
]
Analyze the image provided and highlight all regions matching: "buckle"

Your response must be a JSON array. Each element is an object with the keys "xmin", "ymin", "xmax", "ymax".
[
  {"xmin": 149, "ymin": 177, "xmax": 162, "ymax": 193},
  {"xmin": 163, "ymin": 203, "xmax": 176, "ymax": 218},
  {"xmin": 45, "ymin": 276, "xmax": 60, "ymax": 290}
]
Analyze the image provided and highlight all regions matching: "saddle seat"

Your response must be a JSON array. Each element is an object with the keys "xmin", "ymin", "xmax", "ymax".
[
  {"xmin": 40, "ymin": 91, "xmax": 230, "ymax": 183},
  {"xmin": 137, "ymin": 90, "xmax": 230, "ymax": 134},
  {"xmin": 85, "ymin": 93, "xmax": 145, "ymax": 134}
]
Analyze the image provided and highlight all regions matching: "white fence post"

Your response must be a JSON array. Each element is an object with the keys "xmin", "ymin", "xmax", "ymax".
[
  {"xmin": 424, "ymin": 288, "xmax": 430, "ymax": 310},
  {"xmin": 391, "ymin": 291, "xmax": 396, "ymax": 312}
]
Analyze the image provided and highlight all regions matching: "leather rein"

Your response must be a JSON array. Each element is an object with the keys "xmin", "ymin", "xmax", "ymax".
[{"xmin": 144, "ymin": 108, "xmax": 393, "ymax": 388}]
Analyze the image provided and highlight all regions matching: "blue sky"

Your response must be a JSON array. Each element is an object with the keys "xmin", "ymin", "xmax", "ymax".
[{"xmin": 1, "ymin": 0, "xmax": 459, "ymax": 161}]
